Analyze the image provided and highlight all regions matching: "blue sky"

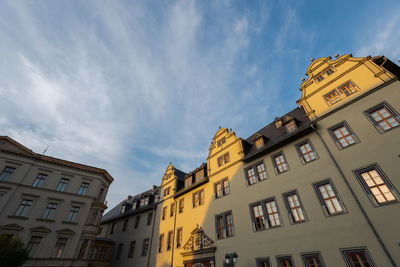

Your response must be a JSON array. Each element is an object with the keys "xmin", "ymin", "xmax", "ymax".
[{"xmin": 1, "ymin": 0, "xmax": 399, "ymax": 209}]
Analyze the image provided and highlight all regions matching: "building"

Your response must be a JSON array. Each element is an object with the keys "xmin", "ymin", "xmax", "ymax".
[
  {"xmin": 0, "ymin": 136, "xmax": 114, "ymax": 267},
  {"xmin": 99, "ymin": 54, "xmax": 400, "ymax": 267}
]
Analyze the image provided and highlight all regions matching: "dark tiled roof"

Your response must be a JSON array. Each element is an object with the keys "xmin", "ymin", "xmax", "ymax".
[
  {"xmin": 176, "ymin": 163, "xmax": 207, "ymax": 193},
  {"xmin": 372, "ymin": 56, "xmax": 400, "ymax": 79},
  {"xmin": 243, "ymin": 107, "xmax": 312, "ymax": 162}
]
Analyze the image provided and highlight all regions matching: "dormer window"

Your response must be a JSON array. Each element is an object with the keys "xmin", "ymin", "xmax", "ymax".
[
  {"xmin": 255, "ymin": 138, "xmax": 264, "ymax": 149},
  {"xmin": 121, "ymin": 203, "xmax": 127, "ymax": 214},
  {"xmin": 185, "ymin": 177, "xmax": 192, "ymax": 188},
  {"xmin": 140, "ymin": 197, "xmax": 149, "ymax": 207},
  {"xmin": 195, "ymin": 170, "xmax": 204, "ymax": 183},
  {"xmin": 275, "ymin": 120, "xmax": 282, "ymax": 128},
  {"xmin": 132, "ymin": 200, "xmax": 138, "ymax": 210},
  {"xmin": 217, "ymin": 137, "xmax": 226, "ymax": 147},
  {"xmin": 285, "ymin": 121, "xmax": 297, "ymax": 133}
]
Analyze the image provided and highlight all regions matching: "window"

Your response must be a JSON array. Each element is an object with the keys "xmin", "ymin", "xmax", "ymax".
[
  {"xmin": 195, "ymin": 170, "xmax": 204, "ymax": 182},
  {"xmin": 140, "ymin": 197, "xmax": 149, "ymax": 207},
  {"xmin": 339, "ymin": 82, "xmax": 357, "ymax": 96},
  {"xmin": 78, "ymin": 182, "xmax": 89, "ymax": 195},
  {"xmin": 256, "ymin": 258, "xmax": 271, "ymax": 267},
  {"xmin": 341, "ymin": 248, "xmax": 375, "ymax": 267},
  {"xmin": 170, "ymin": 203, "xmax": 175, "ymax": 217},
  {"xmin": 255, "ymin": 138, "xmax": 264, "ymax": 149},
  {"xmin": 217, "ymin": 137, "xmax": 226, "ymax": 147},
  {"xmin": 251, "ymin": 198, "xmax": 282, "ymax": 231},
  {"xmin": 215, "ymin": 178, "xmax": 230, "ymax": 198},
  {"xmin": 142, "ymin": 239, "xmax": 149, "ymax": 256},
  {"xmin": 245, "ymin": 162, "xmax": 268, "ymax": 186},
  {"xmin": 32, "ymin": 174, "xmax": 47, "ymax": 188},
  {"xmin": 90, "ymin": 246, "xmax": 98, "ymax": 259},
  {"xmin": 284, "ymin": 192, "xmax": 307, "ymax": 223},
  {"xmin": 147, "ymin": 212, "xmax": 153, "ymax": 225},
  {"xmin": 315, "ymin": 73, "xmax": 324, "ymax": 82},
  {"xmin": 325, "ymin": 89, "xmax": 341, "ymax": 105},
  {"xmin": 66, "ymin": 206, "xmax": 80, "ymax": 222},
  {"xmin": 116, "ymin": 243, "xmax": 123, "ymax": 260},
  {"xmin": 275, "ymin": 120, "xmax": 282, "ymax": 128},
  {"xmin": 324, "ymin": 66, "xmax": 334, "ymax": 76},
  {"xmin": 329, "ymin": 122, "xmax": 359, "ymax": 149},
  {"xmin": 185, "ymin": 177, "xmax": 192, "ymax": 188},
  {"xmin": 42, "ymin": 202, "xmax": 58, "ymax": 220},
  {"xmin": 193, "ymin": 189, "xmax": 205, "ymax": 207},
  {"xmin": 134, "ymin": 215, "xmax": 141, "ymax": 228},
  {"xmin": 78, "ymin": 239, "xmax": 89, "ymax": 259},
  {"xmin": 217, "ymin": 152, "xmax": 230, "ymax": 167},
  {"xmin": 178, "ymin": 198, "xmax": 184, "ymax": 213},
  {"xmin": 99, "ymin": 246, "xmax": 108, "ymax": 259},
  {"xmin": 158, "ymin": 234, "xmax": 164, "ymax": 253},
  {"xmin": 162, "ymin": 207, "xmax": 167, "ymax": 220},
  {"xmin": 216, "ymin": 211, "xmax": 235, "ymax": 239},
  {"xmin": 0, "ymin": 166, "xmax": 15, "ymax": 181},
  {"xmin": 251, "ymin": 204, "xmax": 265, "ymax": 231},
  {"xmin": 265, "ymin": 199, "xmax": 281, "ymax": 227},
  {"xmin": 122, "ymin": 219, "xmax": 129, "ymax": 232},
  {"xmin": 56, "ymin": 178, "xmax": 69, "ymax": 192},
  {"xmin": 27, "ymin": 236, "xmax": 42, "ymax": 257},
  {"xmin": 164, "ymin": 187, "xmax": 171, "ymax": 197},
  {"xmin": 365, "ymin": 102, "xmax": 400, "ymax": 133},
  {"xmin": 285, "ymin": 121, "xmax": 297, "ymax": 133},
  {"xmin": 167, "ymin": 231, "xmax": 173, "ymax": 250},
  {"xmin": 314, "ymin": 66, "xmax": 335, "ymax": 83},
  {"xmin": 277, "ymin": 256, "xmax": 294, "ymax": 267},
  {"xmin": 302, "ymin": 252, "xmax": 325, "ymax": 267},
  {"xmin": 53, "ymin": 238, "xmax": 68, "ymax": 258},
  {"xmin": 272, "ymin": 153, "xmax": 289, "ymax": 174},
  {"xmin": 355, "ymin": 165, "xmax": 397, "ymax": 206},
  {"xmin": 110, "ymin": 223, "xmax": 116, "ymax": 235},
  {"xmin": 176, "ymin": 228, "xmax": 182, "ymax": 248},
  {"xmin": 296, "ymin": 141, "xmax": 318, "ymax": 163},
  {"xmin": 15, "ymin": 199, "xmax": 33, "ymax": 217},
  {"xmin": 314, "ymin": 181, "xmax": 345, "ymax": 215}
]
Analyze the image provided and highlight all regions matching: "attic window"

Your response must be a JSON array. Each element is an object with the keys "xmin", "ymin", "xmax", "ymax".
[
  {"xmin": 217, "ymin": 137, "xmax": 226, "ymax": 147},
  {"xmin": 195, "ymin": 170, "xmax": 204, "ymax": 182},
  {"xmin": 121, "ymin": 203, "xmax": 127, "ymax": 214},
  {"xmin": 140, "ymin": 197, "xmax": 149, "ymax": 207},
  {"xmin": 255, "ymin": 138, "xmax": 264, "ymax": 149},
  {"xmin": 285, "ymin": 121, "xmax": 297, "ymax": 133},
  {"xmin": 275, "ymin": 120, "xmax": 282, "ymax": 128},
  {"xmin": 185, "ymin": 177, "xmax": 192, "ymax": 188},
  {"xmin": 314, "ymin": 66, "xmax": 335, "ymax": 83}
]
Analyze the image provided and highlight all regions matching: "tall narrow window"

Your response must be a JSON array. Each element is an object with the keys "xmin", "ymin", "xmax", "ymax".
[
  {"xmin": 128, "ymin": 241, "xmax": 135, "ymax": 258},
  {"xmin": 42, "ymin": 202, "xmax": 58, "ymax": 220},
  {"xmin": 15, "ymin": 199, "xmax": 33, "ymax": 217},
  {"xmin": 216, "ymin": 211, "xmax": 235, "ymax": 239},
  {"xmin": 296, "ymin": 141, "xmax": 318, "ymax": 163},
  {"xmin": 78, "ymin": 182, "xmax": 89, "ymax": 195},
  {"xmin": 170, "ymin": 203, "xmax": 175, "ymax": 217},
  {"xmin": 0, "ymin": 166, "xmax": 15, "ymax": 181},
  {"xmin": 158, "ymin": 234, "xmax": 164, "ymax": 253},
  {"xmin": 27, "ymin": 236, "xmax": 42, "ymax": 257},
  {"xmin": 122, "ymin": 219, "xmax": 129, "ymax": 232},
  {"xmin": 176, "ymin": 228, "xmax": 183, "ymax": 248},
  {"xmin": 167, "ymin": 231, "xmax": 173, "ymax": 250},
  {"xmin": 116, "ymin": 243, "xmax": 123, "ymax": 260},
  {"xmin": 273, "ymin": 153, "xmax": 289, "ymax": 174},
  {"xmin": 99, "ymin": 246, "xmax": 108, "ymax": 259},
  {"xmin": 195, "ymin": 170, "xmax": 204, "ymax": 182},
  {"xmin": 265, "ymin": 200, "xmax": 281, "ymax": 227},
  {"xmin": 178, "ymin": 198, "xmax": 184, "ymax": 213},
  {"xmin": 284, "ymin": 192, "xmax": 306, "ymax": 223},
  {"xmin": 110, "ymin": 223, "xmax": 116, "ymax": 235},
  {"xmin": 251, "ymin": 204, "xmax": 265, "ymax": 231},
  {"xmin": 56, "ymin": 178, "xmax": 69, "ymax": 192},
  {"xmin": 329, "ymin": 123, "xmax": 358, "ymax": 149},
  {"xmin": 147, "ymin": 212, "xmax": 153, "ymax": 225},
  {"xmin": 32, "ymin": 174, "xmax": 47, "ymax": 188},
  {"xmin": 162, "ymin": 207, "xmax": 167, "ymax": 220},
  {"xmin": 66, "ymin": 206, "xmax": 80, "ymax": 222},
  {"xmin": 193, "ymin": 190, "xmax": 205, "ymax": 207},
  {"xmin": 134, "ymin": 215, "xmax": 141, "ymax": 228},
  {"xmin": 247, "ymin": 168, "xmax": 257, "ymax": 185},
  {"xmin": 366, "ymin": 103, "xmax": 400, "ymax": 132},
  {"xmin": 53, "ymin": 238, "xmax": 68, "ymax": 258},
  {"xmin": 78, "ymin": 239, "xmax": 89, "ymax": 259},
  {"xmin": 277, "ymin": 256, "xmax": 294, "ymax": 267},
  {"xmin": 185, "ymin": 177, "xmax": 192, "ymax": 187},
  {"xmin": 315, "ymin": 181, "xmax": 344, "ymax": 215},
  {"xmin": 142, "ymin": 239, "xmax": 149, "ymax": 256},
  {"xmin": 341, "ymin": 248, "xmax": 375, "ymax": 267},
  {"xmin": 356, "ymin": 166, "xmax": 397, "ymax": 205},
  {"xmin": 90, "ymin": 246, "xmax": 99, "ymax": 259},
  {"xmin": 215, "ymin": 178, "xmax": 230, "ymax": 198}
]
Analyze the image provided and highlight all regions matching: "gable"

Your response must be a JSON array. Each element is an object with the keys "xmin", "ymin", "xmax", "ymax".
[{"xmin": 0, "ymin": 136, "xmax": 34, "ymax": 155}]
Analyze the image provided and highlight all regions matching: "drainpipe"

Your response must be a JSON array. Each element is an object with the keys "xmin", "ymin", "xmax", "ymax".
[
  {"xmin": 312, "ymin": 124, "xmax": 396, "ymax": 266},
  {"xmin": 171, "ymin": 199, "xmax": 178, "ymax": 267}
]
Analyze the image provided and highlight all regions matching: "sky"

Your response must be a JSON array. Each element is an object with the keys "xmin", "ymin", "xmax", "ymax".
[{"xmin": 1, "ymin": 0, "xmax": 399, "ymax": 210}]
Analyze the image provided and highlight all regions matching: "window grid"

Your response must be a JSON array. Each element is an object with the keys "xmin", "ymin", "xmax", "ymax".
[
  {"xmin": 252, "ymin": 204, "xmax": 265, "ymax": 231},
  {"xmin": 339, "ymin": 82, "xmax": 356, "ymax": 96},
  {"xmin": 332, "ymin": 125, "xmax": 355, "ymax": 147},
  {"xmin": 170, "ymin": 203, "xmax": 175, "ymax": 217},
  {"xmin": 216, "ymin": 211, "xmax": 234, "ymax": 239},
  {"xmin": 277, "ymin": 257, "xmax": 293, "ymax": 267},
  {"xmin": 370, "ymin": 107, "xmax": 399, "ymax": 131},
  {"xmin": 298, "ymin": 142, "xmax": 317, "ymax": 163},
  {"xmin": 128, "ymin": 241, "xmax": 135, "ymax": 258},
  {"xmin": 255, "ymin": 138, "xmax": 264, "ymax": 149},
  {"xmin": 265, "ymin": 200, "xmax": 281, "ymax": 227},
  {"xmin": 27, "ymin": 236, "xmax": 42, "ymax": 257},
  {"xmin": 179, "ymin": 198, "xmax": 184, "ymax": 213},
  {"xmin": 33, "ymin": 174, "xmax": 47, "ymax": 188},
  {"xmin": 78, "ymin": 182, "xmax": 89, "ymax": 195},
  {"xmin": 54, "ymin": 238, "xmax": 67, "ymax": 258},
  {"xmin": 42, "ymin": 202, "xmax": 58, "ymax": 220},
  {"xmin": 325, "ymin": 90, "xmax": 341, "ymax": 104},
  {"xmin": 360, "ymin": 169, "xmax": 396, "ymax": 204},
  {"xmin": 0, "ymin": 166, "xmax": 15, "ymax": 181},
  {"xmin": 185, "ymin": 177, "xmax": 192, "ymax": 188},
  {"xmin": 176, "ymin": 228, "xmax": 182, "ymax": 248},
  {"xmin": 195, "ymin": 170, "xmax": 204, "ymax": 182},
  {"xmin": 286, "ymin": 194, "xmax": 305, "ymax": 222},
  {"xmin": 306, "ymin": 256, "xmax": 322, "ymax": 267},
  {"xmin": 167, "ymin": 231, "xmax": 173, "ymax": 250},
  {"xmin": 342, "ymin": 249, "xmax": 375, "ymax": 267},
  {"xmin": 318, "ymin": 183, "xmax": 343, "ymax": 214},
  {"xmin": 158, "ymin": 234, "xmax": 164, "ymax": 253},
  {"xmin": 66, "ymin": 206, "xmax": 80, "ymax": 222},
  {"xmin": 56, "ymin": 178, "xmax": 69, "ymax": 192},
  {"xmin": 274, "ymin": 154, "xmax": 288, "ymax": 173},
  {"xmin": 285, "ymin": 121, "xmax": 297, "ymax": 133},
  {"xmin": 215, "ymin": 178, "xmax": 230, "ymax": 198},
  {"xmin": 15, "ymin": 199, "xmax": 33, "ymax": 217}
]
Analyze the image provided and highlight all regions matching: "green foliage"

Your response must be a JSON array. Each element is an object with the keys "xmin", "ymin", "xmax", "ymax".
[{"xmin": 0, "ymin": 235, "xmax": 29, "ymax": 267}]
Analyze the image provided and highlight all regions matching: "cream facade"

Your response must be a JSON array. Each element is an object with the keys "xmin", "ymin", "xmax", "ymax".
[
  {"xmin": 0, "ymin": 136, "xmax": 113, "ymax": 267},
  {"xmin": 100, "ymin": 54, "xmax": 400, "ymax": 267}
]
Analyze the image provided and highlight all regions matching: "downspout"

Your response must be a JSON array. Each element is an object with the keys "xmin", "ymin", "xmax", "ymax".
[
  {"xmin": 147, "ymin": 202, "xmax": 158, "ymax": 267},
  {"xmin": 312, "ymin": 124, "xmax": 396, "ymax": 266},
  {"xmin": 171, "ymin": 198, "xmax": 178, "ymax": 267}
]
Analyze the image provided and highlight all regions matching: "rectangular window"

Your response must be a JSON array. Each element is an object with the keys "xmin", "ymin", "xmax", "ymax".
[
  {"xmin": 265, "ymin": 200, "xmax": 281, "ymax": 227},
  {"xmin": 99, "ymin": 246, "xmax": 108, "ymax": 259},
  {"xmin": 0, "ymin": 166, "xmax": 15, "ymax": 181},
  {"xmin": 66, "ymin": 206, "xmax": 80, "ymax": 222},
  {"xmin": 216, "ymin": 211, "xmax": 235, "ymax": 239},
  {"xmin": 329, "ymin": 122, "xmax": 359, "ymax": 149},
  {"xmin": 255, "ymin": 138, "xmax": 264, "ymax": 149},
  {"xmin": 245, "ymin": 162, "xmax": 268, "ymax": 186},
  {"xmin": 217, "ymin": 137, "xmax": 226, "ymax": 147},
  {"xmin": 193, "ymin": 189, "xmax": 205, "ymax": 207},
  {"xmin": 302, "ymin": 252, "xmax": 325, "ymax": 267},
  {"xmin": 251, "ymin": 198, "xmax": 282, "ymax": 231},
  {"xmin": 315, "ymin": 73, "xmax": 324, "ymax": 82},
  {"xmin": 122, "ymin": 219, "xmax": 129, "ymax": 232},
  {"xmin": 147, "ymin": 212, "xmax": 153, "ymax": 225},
  {"xmin": 341, "ymin": 248, "xmax": 375, "ymax": 267},
  {"xmin": 167, "ymin": 231, "xmax": 173, "ymax": 251},
  {"xmin": 176, "ymin": 228, "xmax": 182, "ymax": 248},
  {"xmin": 141, "ymin": 239, "xmax": 149, "ymax": 256},
  {"xmin": 110, "ymin": 223, "xmax": 116, "ymax": 235},
  {"xmin": 217, "ymin": 152, "xmax": 230, "ymax": 167},
  {"xmin": 323, "ymin": 66, "xmax": 335, "ymax": 76},
  {"xmin": 339, "ymin": 82, "xmax": 357, "ymax": 96},
  {"xmin": 116, "ymin": 243, "xmax": 123, "ymax": 260},
  {"xmin": 42, "ymin": 202, "xmax": 58, "ymax": 220},
  {"xmin": 162, "ymin": 207, "xmax": 167, "ymax": 220},
  {"xmin": 272, "ymin": 153, "xmax": 289, "ymax": 174},
  {"xmin": 53, "ymin": 238, "xmax": 68, "ymax": 258},
  {"xmin": 15, "ymin": 199, "xmax": 33, "ymax": 217},
  {"xmin": 128, "ymin": 241, "xmax": 135, "ymax": 258},
  {"xmin": 158, "ymin": 234, "xmax": 164, "ymax": 253},
  {"xmin": 355, "ymin": 165, "xmax": 397, "ymax": 205},
  {"xmin": 178, "ymin": 198, "xmax": 184, "ymax": 213},
  {"xmin": 56, "ymin": 178, "xmax": 69, "ymax": 192},
  {"xmin": 185, "ymin": 177, "xmax": 192, "ymax": 187},
  {"xmin": 134, "ymin": 215, "xmax": 141, "ymax": 228},
  {"xmin": 296, "ymin": 141, "xmax": 318, "ymax": 163},
  {"xmin": 256, "ymin": 258, "xmax": 271, "ymax": 267},
  {"xmin": 251, "ymin": 204, "xmax": 265, "ymax": 231},
  {"xmin": 365, "ymin": 102, "xmax": 400, "ymax": 132},
  {"xmin": 170, "ymin": 203, "xmax": 175, "ymax": 217},
  {"xmin": 277, "ymin": 256, "xmax": 294, "ymax": 267},
  {"xmin": 325, "ymin": 90, "xmax": 341, "ymax": 105},
  {"xmin": 215, "ymin": 178, "xmax": 230, "ymax": 198},
  {"xmin": 78, "ymin": 182, "xmax": 89, "ymax": 195},
  {"xmin": 195, "ymin": 170, "xmax": 204, "ymax": 182},
  {"xmin": 314, "ymin": 181, "xmax": 345, "ymax": 215},
  {"xmin": 27, "ymin": 236, "xmax": 42, "ymax": 257},
  {"xmin": 164, "ymin": 187, "xmax": 171, "ymax": 197},
  {"xmin": 284, "ymin": 192, "xmax": 306, "ymax": 223},
  {"xmin": 90, "ymin": 246, "xmax": 98, "ymax": 259},
  {"xmin": 32, "ymin": 174, "xmax": 47, "ymax": 188},
  {"xmin": 285, "ymin": 121, "xmax": 297, "ymax": 133}
]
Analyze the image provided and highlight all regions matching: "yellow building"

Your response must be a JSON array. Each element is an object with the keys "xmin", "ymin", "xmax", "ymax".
[{"xmin": 98, "ymin": 54, "xmax": 400, "ymax": 267}]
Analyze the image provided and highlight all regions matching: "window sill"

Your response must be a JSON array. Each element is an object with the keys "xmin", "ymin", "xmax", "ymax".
[
  {"xmin": 37, "ymin": 218, "xmax": 55, "ymax": 222},
  {"xmin": 62, "ymin": 221, "xmax": 78, "ymax": 225},
  {"xmin": 8, "ymin": 215, "xmax": 29, "ymax": 220}
]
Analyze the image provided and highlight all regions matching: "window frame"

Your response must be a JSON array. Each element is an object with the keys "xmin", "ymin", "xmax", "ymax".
[
  {"xmin": 122, "ymin": 219, "xmax": 129, "ymax": 232},
  {"xmin": 214, "ymin": 177, "xmax": 230, "ymax": 198},
  {"xmin": 167, "ymin": 231, "xmax": 173, "ymax": 251},
  {"xmin": 244, "ymin": 161, "xmax": 268, "ymax": 186},
  {"xmin": 42, "ymin": 202, "xmax": 58, "ymax": 220},
  {"xmin": 353, "ymin": 164, "xmax": 398, "ymax": 207},
  {"xmin": 66, "ymin": 206, "xmax": 80, "ymax": 223},
  {"xmin": 282, "ymin": 191, "xmax": 308, "ymax": 224},
  {"xmin": 256, "ymin": 257, "xmax": 271, "ymax": 267},
  {"xmin": 313, "ymin": 179, "xmax": 346, "ymax": 217},
  {"xmin": 15, "ymin": 199, "xmax": 33, "ymax": 217},
  {"xmin": 295, "ymin": 140, "xmax": 319, "ymax": 164},
  {"xmin": 56, "ymin": 178, "xmax": 69, "ymax": 192},
  {"xmin": 176, "ymin": 227, "xmax": 183, "ymax": 248},
  {"xmin": 301, "ymin": 251, "xmax": 325, "ymax": 267},
  {"xmin": 328, "ymin": 121, "xmax": 360, "ymax": 150},
  {"xmin": 0, "ymin": 166, "xmax": 16, "ymax": 181},
  {"xmin": 215, "ymin": 210, "xmax": 235, "ymax": 240},
  {"xmin": 276, "ymin": 255, "xmax": 295, "ymax": 267},
  {"xmin": 32, "ymin": 173, "xmax": 47, "ymax": 188},
  {"xmin": 134, "ymin": 215, "xmax": 141, "ymax": 228},
  {"xmin": 27, "ymin": 235, "xmax": 43, "ymax": 257},
  {"xmin": 178, "ymin": 198, "xmax": 184, "ymax": 214},
  {"xmin": 249, "ymin": 197, "xmax": 282, "ymax": 232},
  {"xmin": 340, "ymin": 247, "xmax": 376, "ymax": 267},
  {"xmin": 192, "ymin": 189, "xmax": 205, "ymax": 208},
  {"xmin": 285, "ymin": 121, "xmax": 297, "ymax": 134},
  {"xmin": 162, "ymin": 206, "xmax": 167, "ymax": 220},
  {"xmin": 78, "ymin": 182, "xmax": 89, "ymax": 195},
  {"xmin": 141, "ymin": 238, "xmax": 149, "ymax": 256},
  {"xmin": 271, "ymin": 152, "xmax": 290, "ymax": 175},
  {"xmin": 158, "ymin": 234, "xmax": 164, "ymax": 253},
  {"xmin": 53, "ymin": 238, "xmax": 68, "ymax": 258},
  {"xmin": 147, "ymin": 212, "xmax": 153, "ymax": 225},
  {"xmin": 255, "ymin": 138, "xmax": 264, "ymax": 149},
  {"xmin": 170, "ymin": 203, "xmax": 175, "ymax": 217},
  {"xmin": 364, "ymin": 101, "xmax": 400, "ymax": 134},
  {"xmin": 127, "ymin": 240, "xmax": 135, "ymax": 258}
]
